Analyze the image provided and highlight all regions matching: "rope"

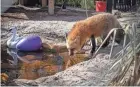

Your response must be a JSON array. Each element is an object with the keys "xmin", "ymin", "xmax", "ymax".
[{"xmin": 109, "ymin": 28, "xmax": 117, "ymax": 59}]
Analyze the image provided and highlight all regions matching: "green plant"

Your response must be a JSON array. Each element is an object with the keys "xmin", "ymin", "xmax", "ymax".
[
  {"xmin": 80, "ymin": 0, "xmax": 95, "ymax": 9},
  {"xmin": 55, "ymin": 0, "xmax": 95, "ymax": 9}
]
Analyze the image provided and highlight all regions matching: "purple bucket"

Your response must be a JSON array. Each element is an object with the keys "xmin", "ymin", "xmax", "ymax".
[{"xmin": 16, "ymin": 35, "xmax": 42, "ymax": 51}]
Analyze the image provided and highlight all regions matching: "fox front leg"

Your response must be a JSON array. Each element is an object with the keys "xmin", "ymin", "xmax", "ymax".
[{"xmin": 90, "ymin": 35, "xmax": 96, "ymax": 56}]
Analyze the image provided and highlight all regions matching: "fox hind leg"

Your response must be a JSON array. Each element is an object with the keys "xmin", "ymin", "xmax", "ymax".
[{"xmin": 90, "ymin": 35, "xmax": 96, "ymax": 55}]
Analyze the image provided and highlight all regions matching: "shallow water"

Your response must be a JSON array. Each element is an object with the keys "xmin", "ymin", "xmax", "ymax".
[{"xmin": 1, "ymin": 44, "xmax": 88, "ymax": 85}]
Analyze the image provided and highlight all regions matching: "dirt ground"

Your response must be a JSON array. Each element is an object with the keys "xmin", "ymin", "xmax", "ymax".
[
  {"xmin": 1, "ymin": 7, "xmax": 89, "ymax": 46},
  {"xmin": 1, "ymin": 7, "xmax": 140, "ymax": 86}
]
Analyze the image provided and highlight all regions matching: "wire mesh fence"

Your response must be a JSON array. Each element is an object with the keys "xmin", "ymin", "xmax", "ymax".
[{"xmin": 113, "ymin": 0, "xmax": 140, "ymax": 12}]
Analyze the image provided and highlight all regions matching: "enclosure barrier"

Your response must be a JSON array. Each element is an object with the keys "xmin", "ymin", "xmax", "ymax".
[
  {"xmin": 92, "ymin": 28, "xmax": 125, "ymax": 59},
  {"xmin": 109, "ymin": 23, "xmax": 140, "ymax": 86},
  {"xmin": 90, "ymin": 22, "xmax": 140, "ymax": 85},
  {"xmin": 113, "ymin": 0, "xmax": 139, "ymax": 12}
]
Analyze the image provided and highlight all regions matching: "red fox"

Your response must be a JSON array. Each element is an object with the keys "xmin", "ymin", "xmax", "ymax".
[{"xmin": 65, "ymin": 13, "xmax": 124, "ymax": 56}]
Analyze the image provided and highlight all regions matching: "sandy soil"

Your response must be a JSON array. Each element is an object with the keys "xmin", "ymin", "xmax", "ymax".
[{"xmin": 1, "ymin": 7, "xmax": 140, "ymax": 86}]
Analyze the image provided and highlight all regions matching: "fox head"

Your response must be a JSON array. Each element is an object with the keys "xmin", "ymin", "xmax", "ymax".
[
  {"xmin": 65, "ymin": 21, "xmax": 90, "ymax": 56},
  {"xmin": 65, "ymin": 33, "xmax": 81, "ymax": 56}
]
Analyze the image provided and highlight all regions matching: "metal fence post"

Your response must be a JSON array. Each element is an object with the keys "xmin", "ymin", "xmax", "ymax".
[
  {"xmin": 106, "ymin": 0, "xmax": 113, "ymax": 13},
  {"xmin": 48, "ymin": 0, "xmax": 54, "ymax": 15},
  {"xmin": 113, "ymin": 0, "xmax": 117, "ymax": 10},
  {"xmin": 62, "ymin": 0, "xmax": 67, "ymax": 9}
]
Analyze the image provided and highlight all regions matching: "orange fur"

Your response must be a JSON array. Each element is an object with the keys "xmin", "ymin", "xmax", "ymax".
[{"xmin": 66, "ymin": 13, "xmax": 122, "ymax": 55}]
